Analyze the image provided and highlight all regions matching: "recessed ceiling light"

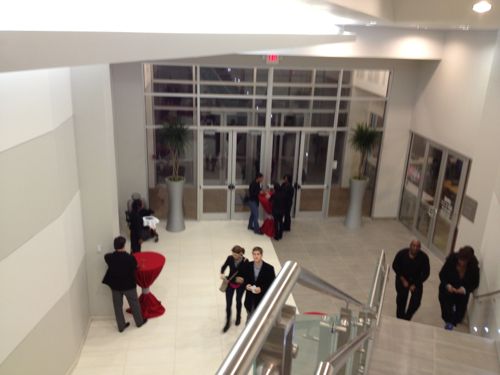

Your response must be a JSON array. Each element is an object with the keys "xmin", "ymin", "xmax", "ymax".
[{"xmin": 473, "ymin": 0, "xmax": 492, "ymax": 13}]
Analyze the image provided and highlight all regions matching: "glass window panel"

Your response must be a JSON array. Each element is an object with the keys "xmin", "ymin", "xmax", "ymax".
[
  {"xmin": 257, "ymin": 69, "xmax": 268, "ymax": 82},
  {"xmin": 302, "ymin": 134, "xmax": 328, "ymax": 184},
  {"xmin": 271, "ymin": 113, "xmax": 305, "ymax": 127},
  {"xmin": 154, "ymin": 110, "xmax": 194, "ymax": 125},
  {"xmin": 344, "ymin": 100, "xmax": 386, "ymax": 129},
  {"xmin": 273, "ymin": 87, "xmax": 312, "ymax": 96},
  {"xmin": 200, "ymin": 98, "xmax": 253, "ymax": 108},
  {"xmin": 299, "ymin": 189, "xmax": 324, "ymax": 211},
  {"xmin": 255, "ymin": 99, "xmax": 267, "ymax": 111},
  {"xmin": 200, "ymin": 85, "xmax": 253, "ymax": 95},
  {"xmin": 154, "ymin": 97, "xmax": 194, "ymax": 107},
  {"xmin": 151, "ymin": 83, "xmax": 194, "ymax": 94},
  {"xmin": 274, "ymin": 69, "xmax": 312, "ymax": 83},
  {"xmin": 314, "ymin": 87, "xmax": 338, "ymax": 96},
  {"xmin": 272, "ymin": 100, "xmax": 310, "ymax": 109},
  {"xmin": 340, "ymin": 87, "xmax": 351, "ymax": 97},
  {"xmin": 153, "ymin": 65, "xmax": 193, "ymax": 80},
  {"xmin": 315, "ymin": 70, "xmax": 340, "ymax": 84},
  {"xmin": 271, "ymin": 133, "xmax": 297, "ymax": 183},
  {"xmin": 311, "ymin": 113, "xmax": 335, "ymax": 127},
  {"xmin": 257, "ymin": 113, "xmax": 266, "ymax": 126},
  {"xmin": 203, "ymin": 132, "xmax": 229, "ymax": 185},
  {"xmin": 200, "ymin": 67, "xmax": 253, "ymax": 82},
  {"xmin": 235, "ymin": 188, "xmax": 250, "ymax": 213},
  {"xmin": 234, "ymin": 133, "xmax": 261, "ymax": 185},
  {"xmin": 227, "ymin": 113, "xmax": 250, "ymax": 126},
  {"xmin": 313, "ymin": 100, "xmax": 336, "ymax": 110},
  {"xmin": 256, "ymin": 86, "xmax": 267, "ymax": 95},
  {"xmin": 342, "ymin": 71, "xmax": 352, "ymax": 84},
  {"xmin": 352, "ymin": 70, "xmax": 390, "ymax": 98},
  {"xmin": 338, "ymin": 112, "xmax": 348, "ymax": 128}
]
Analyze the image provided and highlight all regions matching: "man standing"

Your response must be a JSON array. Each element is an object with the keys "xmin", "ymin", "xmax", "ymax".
[
  {"xmin": 244, "ymin": 247, "xmax": 276, "ymax": 318},
  {"xmin": 248, "ymin": 172, "xmax": 264, "ymax": 235},
  {"xmin": 392, "ymin": 239, "xmax": 430, "ymax": 320},
  {"xmin": 281, "ymin": 174, "xmax": 294, "ymax": 232},
  {"xmin": 102, "ymin": 236, "xmax": 147, "ymax": 332}
]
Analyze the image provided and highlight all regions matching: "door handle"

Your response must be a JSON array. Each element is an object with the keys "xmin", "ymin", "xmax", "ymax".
[{"xmin": 228, "ymin": 184, "xmax": 235, "ymax": 190}]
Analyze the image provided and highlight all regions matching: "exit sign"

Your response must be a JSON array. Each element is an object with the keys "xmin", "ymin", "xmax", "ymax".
[{"xmin": 265, "ymin": 54, "xmax": 280, "ymax": 64}]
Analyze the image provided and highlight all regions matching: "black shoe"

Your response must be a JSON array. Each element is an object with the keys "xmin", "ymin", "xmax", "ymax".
[
  {"xmin": 138, "ymin": 318, "xmax": 148, "ymax": 328},
  {"xmin": 235, "ymin": 316, "xmax": 241, "ymax": 326},
  {"xmin": 154, "ymin": 235, "xmax": 159, "ymax": 242},
  {"xmin": 273, "ymin": 236, "xmax": 280, "ymax": 241},
  {"xmin": 119, "ymin": 322, "xmax": 130, "ymax": 333},
  {"xmin": 223, "ymin": 321, "xmax": 231, "ymax": 333}
]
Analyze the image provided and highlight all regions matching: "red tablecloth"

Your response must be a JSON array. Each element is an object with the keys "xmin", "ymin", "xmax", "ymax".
[
  {"xmin": 128, "ymin": 251, "xmax": 166, "ymax": 318},
  {"xmin": 258, "ymin": 193, "xmax": 275, "ymax": 238}
]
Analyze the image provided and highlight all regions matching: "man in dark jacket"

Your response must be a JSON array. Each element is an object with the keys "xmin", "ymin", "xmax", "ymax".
[
  {"xmin": 392, "ymin": 239, "xmax": 430, "ymax": 320},
  {"xmin": 102, "ymin": 236, "xmax": 147, "ymax": 332},
  {"xmin": 270, "ymin": 183, "xmax": 287, "ymax": 240},
  {"xmin": 281, "ymin": 174, "xmax": 294, "ymax": 231},
  {"xmin": 244, "ymin": 247, "xmax": 276, "ymax": 319},
  {"xmin": 247, "ymin": 173, "xmax": 264, "ymax": 235}
]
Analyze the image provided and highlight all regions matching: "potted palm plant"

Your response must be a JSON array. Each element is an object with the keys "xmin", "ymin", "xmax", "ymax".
[
  {"xmin": 345, "ymin": 122, "xmax": 380, "ymax": 229},
  {"xmin": 159, "ymin": 121, "xmax": 189, "ymax": 232}
]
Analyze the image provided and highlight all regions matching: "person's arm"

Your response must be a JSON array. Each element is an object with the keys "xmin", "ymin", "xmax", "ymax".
[
  {"xmin": 392, "ymin": 251, "xmax": 408, "ymax": 287},
  {"xmin": 464, "ymin": 265, "xmax": 480, "ymax": 294},
  {"xmin": 420, "ymin": 254, "xmax": 431, "ymax": 284},
  {"xmin": 220, "ymin": 256, "xmax": 230, "ymax": 276},
  {"xmin": 439, "ymin": 257, "xmax": 455, "ymax": 292}
]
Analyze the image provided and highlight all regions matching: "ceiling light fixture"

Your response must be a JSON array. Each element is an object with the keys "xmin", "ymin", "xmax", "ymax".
[{"xmin": 473, "ymin": 0, "xmax": 492, "ymax": 13}]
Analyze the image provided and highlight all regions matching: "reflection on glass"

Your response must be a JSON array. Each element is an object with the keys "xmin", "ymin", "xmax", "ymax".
[
  {"xmin": 316, "ymin": 70, "xmax": 340, "ymax": 84},
  {"xmin": 274, "ymin": 69, "xmax": 312, "ymax": 83},
  {"xmin": 302, "ymin": 134, "xmax": 328, "ymax": 185},
  {"xmin": 271, "ymin": 133, "xmax": 297, "ymax": 183},
  {"xmin": 203, "ymin": 132, "xmax": 229, "ymax": 185},
  {"xmin": 234, "ymin": 133, "xmax": 261, "ymax": 185},
  {"xmin": 153, "ymin": 65, "xmax": 193, "ymax": 80},
  {"xmin": 203, "ymin": 189, "xmax": 227, "ymax": 213},
  {"xmin": 154, "ymin": 110, "xmax": 194, "ymax": 126},
  {"xmin": 200, "ymin": 67, "xmax": 253, "ymax": 82},
  {"xmin": 351, "ymin": 70, "xmax": 389, "ymax": 97},
  {"xmin": 311, "ymin": 113, "xmax": 335, "ymax": 127},
  {"xmin": 200, "ymin": 85, "xmax": 253, "ymax": 95},
  {"xmin": 234, "ymin": 188, "xmax": 250, "ymax": 213}
]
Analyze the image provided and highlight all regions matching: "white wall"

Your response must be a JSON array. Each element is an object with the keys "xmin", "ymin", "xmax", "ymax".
[{"xmin": 71, "ymin": 65, "xmax": 120, "ymax": 316}]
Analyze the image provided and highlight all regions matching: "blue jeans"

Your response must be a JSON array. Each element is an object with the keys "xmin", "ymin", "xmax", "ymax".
[{"xmin": 247, "ymin": 200, "xmax": 260, "ymax": 233}]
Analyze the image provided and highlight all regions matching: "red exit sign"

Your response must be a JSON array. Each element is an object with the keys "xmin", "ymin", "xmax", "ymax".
[{"xmin": 265, "ymin": 54, "xmax": 280, "ymax": 64}]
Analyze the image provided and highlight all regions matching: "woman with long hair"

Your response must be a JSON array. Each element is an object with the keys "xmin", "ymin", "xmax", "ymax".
[
  {"xmin": 438, "ymin": 246, "xmax": 480, "ymax": 330},
  {"xmin": 220, "ymin": 245, "xmax": 248, "ymax": 333}
]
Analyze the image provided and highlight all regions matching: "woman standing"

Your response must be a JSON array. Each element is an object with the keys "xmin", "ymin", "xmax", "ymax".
[
  {"xmin": 438, "ymin": 246, "xmax": 480, "ymax": 330},
  {"xmin": 220, "ymin": 245, "xmax": 248, "ymax": 333}
]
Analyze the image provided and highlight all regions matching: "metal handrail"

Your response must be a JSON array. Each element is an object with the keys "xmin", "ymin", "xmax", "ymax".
[
  {"xmin": 216, "ymin": 251, "xmax": 388, "ymax": 375},
  {"xmin": 368, "ymin": 250, "xmax": 386, "ymax": 308},
  {"xmin": 474, "ymin": 289, "xmax": 500, "ymax": 300},
  {"xmin": 315, "ymin": 331, "xmax": 371, "ymax": 375}
]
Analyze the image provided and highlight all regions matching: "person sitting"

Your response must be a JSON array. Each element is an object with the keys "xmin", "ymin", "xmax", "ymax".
[
  {"xmin": 438, "ymin": 246, "xmax": 480, "ymax": 330},
  {"xmin": 126, "ymin": 193, "xmax": 159, "ymax": 243}
]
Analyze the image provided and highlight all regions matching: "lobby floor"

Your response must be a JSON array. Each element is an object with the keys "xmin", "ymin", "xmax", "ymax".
[{"xmin": 71, "ymin": 218, "xmax": 467, "ymax": 375}]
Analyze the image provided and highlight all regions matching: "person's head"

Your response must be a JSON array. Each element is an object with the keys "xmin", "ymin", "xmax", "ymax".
[
  {"xmin": 252, "ymin": 246, "xmax": 263, "ymax": 263},
  {"xmin": 273, "ymin": 182, "xmax": 281, "ymax": 192},
  {"xmin": 283, "ymin": 174, "xmax": 292, "ymax": 184},
  {"xmin": 255, "ymin": 172, "xmax": 263, "ymax": 183},
  {"xmin": 131, "ymin": 192, "xmax": 141, "ymax": 201},
  {"xmin": 114, "ymin": 236, "xmax": 126, "ymax": 251},
  {"xmin": 132, "ymin": 198, "xmax": 143, "ymax": 211},
  {"xmin": 457, "ymin": 246, "xmax": 477, "ymax": 268},
  {"xmin": 231, "ymin": 245, "xmax": 245, "ymax": 261},
  {"xmin": 409, "ymin": 239, "xmax": 421, "ymax": 257}
]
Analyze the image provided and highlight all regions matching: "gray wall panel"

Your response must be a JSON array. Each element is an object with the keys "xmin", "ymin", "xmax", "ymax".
[
  {"xmin": 0, "ymin": 260, "xmax": 89, "ymax": 375},
  {"xmin": 0, "ymin": 119, "xmax": 79, "ymax": 261}
]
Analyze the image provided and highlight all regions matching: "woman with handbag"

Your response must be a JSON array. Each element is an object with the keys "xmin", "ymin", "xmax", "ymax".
[{"xmin": 220, "ymin": 245, "xmax": 248, "ymax": 333}]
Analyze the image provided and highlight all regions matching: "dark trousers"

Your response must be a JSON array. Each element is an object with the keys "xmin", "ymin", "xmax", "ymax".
[
  {"xmin": 130, "ymin": 231, "xmax": 141, "ymax": 253},
  {"xmin": 283, "ymin": 207, "xmax": 292, "ymax": 231},
  {"xmin": 273, "ymin": 212, "xmax": 284, "ymax": 239},
  {"xmin": 439, "ymin": 288, "xmax": 469, "ymax": 326},
  {"xmin": 395, "ymin": 281, "xmax": 423, "ymax": 320},
  {"xmin": 225, "ymin": 286, "xmax": 245, "ymax": 320},
  {"xmin": 111, "ymin": 288, "xmax": 144, "ymax": 331}
]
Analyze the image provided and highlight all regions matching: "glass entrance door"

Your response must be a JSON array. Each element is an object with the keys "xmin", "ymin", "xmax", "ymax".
[
  {"xmin": 399, "ymin": 134, "xmax": 470, "ymax": 256},
  {"xmin": 200, "ymin": 130, "xmax": 262, "ymax": 219}
]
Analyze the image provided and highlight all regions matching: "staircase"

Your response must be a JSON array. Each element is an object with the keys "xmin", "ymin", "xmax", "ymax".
[{"xmin": 369, "ymin": 315, "xmax": 500, "ymax": 374}]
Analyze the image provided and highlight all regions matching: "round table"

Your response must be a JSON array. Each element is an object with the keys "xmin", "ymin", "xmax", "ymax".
[{"xmin": 128, "ymin": 251, "xmax": 166, "ymax": 318}]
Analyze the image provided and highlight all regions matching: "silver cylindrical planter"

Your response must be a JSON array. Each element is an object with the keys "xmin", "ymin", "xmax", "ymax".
[
  {"xmin": 166, "ymin": 178, "xmax": 185, "ymax": 232},
  {"xmin": 345, "ymin": 178, "xmax": 368, "ymax": 230}
]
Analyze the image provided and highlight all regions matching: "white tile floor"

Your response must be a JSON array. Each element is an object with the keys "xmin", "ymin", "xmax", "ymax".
[{"xmin": 72, "ymin": 220, "xmax": 293, "ymax": 375}]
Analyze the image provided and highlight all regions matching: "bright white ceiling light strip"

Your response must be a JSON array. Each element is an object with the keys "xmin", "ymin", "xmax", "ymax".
[
  {"xmin": 473, "ymin": 0, "xmax": 492, "ymax": 13},
  {"xmin": 0, "ymin": 0, "xmax": 356, "ymax": 34}
]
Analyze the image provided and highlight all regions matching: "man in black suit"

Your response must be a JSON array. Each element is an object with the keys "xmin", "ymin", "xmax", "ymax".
[
  {"xmin": 281, "ymin": 174, "xmax": 294, "ymax": 232},
  {"xmin": 244, "ymin": 247, "xmax": 276, "ymax": 319},
  {"xmin": 102, "ymin": 236, "xmax": 147, "ymax": 332}
]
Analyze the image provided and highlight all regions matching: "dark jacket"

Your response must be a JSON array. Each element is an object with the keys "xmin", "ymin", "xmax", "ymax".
[
  {"xmin": 270, "ymin": 188, "xmax": 287, "ymax": 215},
  {"xmin": 439, "ymin": 253, "xmax": 480, "ymax": 295},
  {"xmin": 281, "ymin": 182, "xmax": 294, "ymax": 210},
  {"xmin": 102, "ymin": 251, "xmax": 138, "ymax": 291},
  {"xmin": 249, "ymin": 181, "xmax": 261, "ymax": 203},
  {"xmin": 129, "ymin": 210, "xmax": 143, "ymax": 234},
  {"xmin": 221, "ymin": 255, "xmax": 248, "ymax": 281},
  {"xmin": 244, "ymin": 261, "xmax": 276, "ymax": 310},
  {"xmin": 392, "ymin": 249, "xmax": 430, "ymax": 287}
]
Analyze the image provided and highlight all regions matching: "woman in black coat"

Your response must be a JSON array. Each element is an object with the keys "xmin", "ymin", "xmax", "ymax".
[
  {"xmin": 220, "ymin": 245, "xmax": 248, "ymax": 333},
  {"xmin": 438, "ymin": 246, "xmax": 480, "ymax": 330}
]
